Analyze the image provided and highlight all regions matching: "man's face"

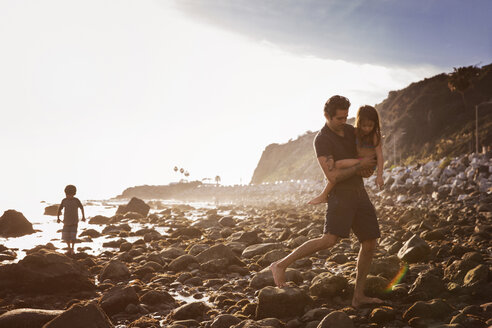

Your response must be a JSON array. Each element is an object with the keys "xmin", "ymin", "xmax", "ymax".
[{"xmin": 327, "ymin": 109, "xmax": 348, "ymax": 131}]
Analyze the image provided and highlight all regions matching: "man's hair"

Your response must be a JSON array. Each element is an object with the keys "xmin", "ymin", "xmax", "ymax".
[
  {"xmin": 324, "ymin": 95, "xmax": 351, "ymax": 118},
  {"xmin": 64, "ymin": 185, "xmax": 77, "ymax": 196}
]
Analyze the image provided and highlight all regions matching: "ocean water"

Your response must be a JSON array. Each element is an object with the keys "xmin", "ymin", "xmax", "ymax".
[{"xmin": 0, "ymin": 198, "xmax": 218, "ymax": 263}]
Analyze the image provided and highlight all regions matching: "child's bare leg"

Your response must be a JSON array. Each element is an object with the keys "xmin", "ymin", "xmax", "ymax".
[
  {"xmin": 308, "ymin": 159, "xmax": 359, "ymax": 205},
  {"xmin": 308, "ymin": 181, "xmax": 335, "ymax": 205}
]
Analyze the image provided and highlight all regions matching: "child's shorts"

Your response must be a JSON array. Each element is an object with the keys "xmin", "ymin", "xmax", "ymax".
[{"xmin": 62, "ymin": 224, "xmax": 78, "ymax": 241}]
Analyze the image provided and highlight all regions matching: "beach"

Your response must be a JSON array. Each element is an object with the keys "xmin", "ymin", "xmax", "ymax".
[{"xmin": 0, "ymin": 154, "xmax": 491, "ymax": 328}]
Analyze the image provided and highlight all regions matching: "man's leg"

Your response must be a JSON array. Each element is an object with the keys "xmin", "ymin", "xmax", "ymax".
[
  {"xmin": 352, "ymin": 238, "xmax": 383, "ymax": 307},
  {"xmin": 270, "ymin": 233, "xmax": 339, "ymax": 287}
]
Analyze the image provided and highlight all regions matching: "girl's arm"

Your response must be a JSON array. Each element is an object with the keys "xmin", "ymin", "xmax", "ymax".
[
  {"xmin": 375, "ymin": 136, "xmax": 384, "ymax": 189},
  {"xmin": 334, "ymin": 158, "xmax": 361, "ymax": 169}
]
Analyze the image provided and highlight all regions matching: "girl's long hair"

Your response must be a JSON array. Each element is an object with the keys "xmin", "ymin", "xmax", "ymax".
[{"xmin": 355, "ymin": 105, "xmax": 381, "ymax": 146}]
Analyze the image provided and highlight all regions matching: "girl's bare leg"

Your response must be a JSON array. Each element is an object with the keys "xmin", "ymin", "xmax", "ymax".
[
  {"xmin": 308, "ymin": 181, "xmax": 335, "ymax": 205},
  {"xmin": 308, "ymin": 159, "xmax": 359, "ymax": 205}
]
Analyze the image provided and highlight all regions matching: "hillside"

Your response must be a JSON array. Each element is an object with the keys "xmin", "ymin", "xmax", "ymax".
[{"xmin": 251, "ymin": 64, "xmax": 492, "ymax": 184}]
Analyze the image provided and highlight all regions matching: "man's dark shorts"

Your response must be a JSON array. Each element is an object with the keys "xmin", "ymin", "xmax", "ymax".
[{"xmin": 324, "ymin": 186, "xmax": 380, "ymax": 241}]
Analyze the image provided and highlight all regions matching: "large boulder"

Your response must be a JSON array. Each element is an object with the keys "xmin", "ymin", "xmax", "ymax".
[
  {"xmin": 98, "ymin": 259, "xmax": 131, "ymax": 282},
  {"xmin": 241, "ymin": 243, "xmax": 282, "ymax": 259},
  {"xmin": 309, "ymin": 272, "xmax": 348, "ymax": 298},
  {"xmin": 43, "ymin": 302, "xmax": 113, "ymax": 328},
  {"xmin": 99, "ymin": 286, "xmax": 139, "ymax": 316},
  {"xmin": 0, "ymin": 210, "xmax": 35, "ymax": 237},
  {"xmin": 397, "ymin": 235, "xmax": 430, "ymax": 263},
  {"xmin": 196, "ymin": 244, "xmax": 244, "ymax": 267},
  {"xmin": 0, "ymin": 308, "xmax": 63, "ymax": 328},
  {"xmin": 0, "ymin": 249, "xmax": 95, "ymax": 293},
  {"xmin": 256, "ymin": 286, "xmax": 311, "ymax": 319},
  {"xmin": 116, "ymin": 197, "xmax": 150, "ymax": 217},
  {"xmin": 170, "ymin": 301, "xmax": 211, "ymax": 321},
  {"xmin": 403, "ymin": 299, "xmax": 454, "ymax": 321},
  {"xmin": 44, "ymin": 204, "xmax": 60, "ymax": 216},
  {"xmin": 88, "ymin": 215, "xmax": 111, "ymax": 225},
  {"xmin": 317, "ymin": 311, "xmax": 354, "ymax": 328},
  {"xmin": 249, "ymin": 267, "xmax": 303, "ymax": 289}
]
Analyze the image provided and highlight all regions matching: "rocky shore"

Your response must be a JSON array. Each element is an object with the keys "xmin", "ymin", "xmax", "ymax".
[{"xmin": 0, "ymin": 153, "xmax": 491, "ymax": 328}]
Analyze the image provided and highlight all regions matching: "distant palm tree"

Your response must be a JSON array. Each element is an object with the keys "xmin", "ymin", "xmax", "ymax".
[
  {"xmin": 180, "ymin": 168, "xmax": 184, "ymax": 174},
  {"xmin": 215, "ymin": 175, "xmax": 221, "ymax": 185},
  {"xmin": 173, "ymin": 166, "xmax": 178, "ymax": 172},
  {"xmin": 447, "ymin": 65, "xmax": 480, "ymax": 111},
  {"xmin": 184, "ymin": 171, "xmax": 189, "ymax": 177}
]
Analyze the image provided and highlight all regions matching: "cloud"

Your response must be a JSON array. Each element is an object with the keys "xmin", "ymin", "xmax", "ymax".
[{"xmin": 172, "ymin": 0, "xmax": 492, "ymax": 68}]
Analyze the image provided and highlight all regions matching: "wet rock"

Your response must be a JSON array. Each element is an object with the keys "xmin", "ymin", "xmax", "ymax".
[
  {"xmin": 397, "ymin": 235, "xmax": 431, "ymax": 263},
  {"xmin": 369, "ymin": 255, "xmax": 401, "ymax": 279},
  {"xmin": 43, "ymin": 302, "xmax": 113, "ymax": 328},
  {"xmin": 99, "ymin": 259, "xmax": 131, "ymax": 282},
  {"xmin": 421, "ymin": 228, "xmax": 447, "ymax": 241},
  {"xmin": 309, "ymin": 273, "xmax": 348, "ymax": 298},
  {"xmin": 0, "ymin": 308, "xmax": 63, "ymax": 328},
  {"xmin": 219, "ymin": 216, "xmax": 236, "ymax": 227},
  {"xmin": 170, "ymin": 227, "xmax": 203, "ymax": 239},
  {"xmin": 300, "ymin": 307, "xmax": 331, "ymax": 322},
  {"xmin": 128, "ymin": 316, "xmax": 160, "ymax": 328},
  {"xmin": 160, "ymin": 247, "xmax": 186, "ymax": 260},
  {"xmin": 139, "ymin": 290, "xmax": 175, "ymax": 306},
  {"xmin": 242, "ymin": 243, "xmax": 282, "ymax": 259},
  {"xmin": 196, "ymin": 243, "xmax": 244, "ymax": 266},
  {"xmin": 463, "ymin": 264, "xmax": 488, "ymax": 287},
  {"xmin": 363, "ymin": 275, "xmax": 390, "ymax": 298},
  {"xmin": 369, "ymin": 306, "xmax": 396, "ymax": 324},
  {"xmin": 250, "ymin": 268, "xmax": 303, "ymax": 289},
  {"xmin": 44, "ymin": 204, "xmax": 59, "ymax": 216},
  {"xmin": 170, "ymin": 301, "xmax": 210, "ymax": 321},
  {"xmin": 116, "ymin": 197, "xmax": 150, "ymax": 217},
  {"xmin": 408, "ymin": 268, "xmax": 446, "ymax": 299},
  {"xmin": 257, "ymin": 250, "xmax": 289, "ymax": 267},
  {"xmin": 89, "ymin": 215, "xmax": 111, "ymax": 225},
  {"xmin": 0, "ymin": 210, "xmax": 35, "ymax": 237},
  {"xmin": 256, "ymin": 286, "xmax": 311, "ymax": 319},
  {"xmin": 231, "ymin": 231, "xmax": 262, "ymax": 246},
  {"xmin": 403, "ymin": 299, "xmax": 454, "ymax": 321},
  {"xmin": 210, "ymin": 314, "xmax": 242, "ymax": 328},
  {"xmin": 0, "ymin": 249, "xmax": 95, "ymax": 293},
  {"xmin": 169, "ymin": 254, "xmax": 199, "ymax": 272},
  {"xmin": 317, "ymin": 311, "xmax": 354, "ymax": 328},
  {"xmin": 99, "ymin": 286, "xmax": 139, "ymax": 316},
  {"xmin": 444, "ymin": 252, "xmax": 482, "ymax": 283},
  {"xmin": 80, "ymin": 229, "xmax": 102, "ymax": 238}
]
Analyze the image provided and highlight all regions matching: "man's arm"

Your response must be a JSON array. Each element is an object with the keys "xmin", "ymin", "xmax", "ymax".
[{"xmin": 318, "ymin": 156, "xmax": 376, "ymax": 184}]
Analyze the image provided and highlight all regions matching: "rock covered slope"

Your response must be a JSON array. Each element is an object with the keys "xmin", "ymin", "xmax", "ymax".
[{"xmin": 250, "ymin": 64, "xmax": 492, "ymax": 184}]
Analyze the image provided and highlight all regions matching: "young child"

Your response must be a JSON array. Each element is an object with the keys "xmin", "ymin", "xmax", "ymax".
[
  {"xmin": 309, "ymin": 105, "xmax": 384, "ymax": 205},
  {"xmin": 57, "ymin": 184, "xmax": 85, "ymax": 254}
]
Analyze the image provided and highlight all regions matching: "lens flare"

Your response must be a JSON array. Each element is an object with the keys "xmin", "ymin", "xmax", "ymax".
[{"xmin": 384, "ymin": 264, "xmax": 408, "ymax": 293}]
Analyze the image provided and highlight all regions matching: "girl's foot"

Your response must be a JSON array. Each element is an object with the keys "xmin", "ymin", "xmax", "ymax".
[{"xmin": 308, "ymin": 194, "xmax": 328, "ymax": 205}]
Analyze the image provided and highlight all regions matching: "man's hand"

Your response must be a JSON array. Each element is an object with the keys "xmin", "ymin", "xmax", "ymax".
[
  {"xmin": 359, "ymin": 156, "xmax": 376, "ymax": 169},
  {"xmin": 57, "ymin": 217, "xmax": 61, "ymax": 223},
  {"xmin": 376, "ymin": 175, "xmax": 384, "ymax": 190},
  {"xmin": 82, "ymin": 217, "xmax": 86, "ymax": 222}
]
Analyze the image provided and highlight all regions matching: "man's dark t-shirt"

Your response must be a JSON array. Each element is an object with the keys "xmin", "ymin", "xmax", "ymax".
[{"xmin": 314, "ymin": 124, "xmax": 363, "ymax": 190}]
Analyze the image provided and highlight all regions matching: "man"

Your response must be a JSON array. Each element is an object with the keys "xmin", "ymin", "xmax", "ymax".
[{"xmin": 270, "ymin": 95, "xmax": 383, "ymax": 308}]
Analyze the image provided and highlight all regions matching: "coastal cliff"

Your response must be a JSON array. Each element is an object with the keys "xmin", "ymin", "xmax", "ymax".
[{"xmin": 250, "ymin": 64, "xmax": 492, "ymax": 184}]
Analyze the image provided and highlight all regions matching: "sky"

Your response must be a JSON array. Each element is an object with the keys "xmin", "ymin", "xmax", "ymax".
[{"xmin": 0, "ymin": 0, "xmax": 491, "ymax": 209}]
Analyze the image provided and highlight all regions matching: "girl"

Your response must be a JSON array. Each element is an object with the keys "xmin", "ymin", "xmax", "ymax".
[{"xmin": 309, "ymin": 105, "xmax": 384, "ymax": 205}]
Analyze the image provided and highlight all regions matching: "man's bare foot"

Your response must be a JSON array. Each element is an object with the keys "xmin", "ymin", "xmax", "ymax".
[
  {"xmin": 270, "ymin": 262, "xmax": 287, "ymax": 287},
  {"xmin": 308, "ymin": 194, "xmax": 328, "ymax": 205},
  {"xmin": 352, "ymin": 296, "xmax": 384, "ymax": 308}
]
